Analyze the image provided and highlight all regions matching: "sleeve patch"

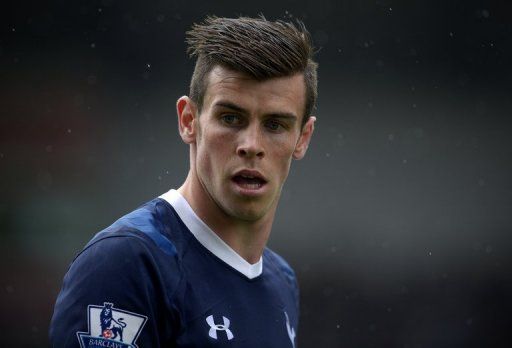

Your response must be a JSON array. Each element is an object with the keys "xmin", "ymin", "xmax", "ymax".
[{"xmin": 76, "ymin": 302, "xmax": 148, "ymax": 348}]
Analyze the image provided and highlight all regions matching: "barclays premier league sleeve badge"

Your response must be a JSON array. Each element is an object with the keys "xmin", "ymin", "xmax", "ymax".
[{"xmin": 76, "ymin": 302, "xmax": 148, "ymax": 348}]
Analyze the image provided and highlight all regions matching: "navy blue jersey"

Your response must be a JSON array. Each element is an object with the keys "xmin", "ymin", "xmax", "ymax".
[{"xmin": 50, "ymin": 190, "xmax": 299, "ymax": 347}]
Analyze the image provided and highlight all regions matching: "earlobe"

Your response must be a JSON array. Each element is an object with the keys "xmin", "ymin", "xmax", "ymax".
[
  {"xmin": 177, "ymin": 96, "xmax": 197, "ymax": 144},
  {"xmin": 293, "ymin": 116, "xmax": 316, "ymax": 160}
]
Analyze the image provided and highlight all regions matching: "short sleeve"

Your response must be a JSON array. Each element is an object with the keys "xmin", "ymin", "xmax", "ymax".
[{"xmin": 49, "ymin": 233, "xmax": 180, "ymax": 347}]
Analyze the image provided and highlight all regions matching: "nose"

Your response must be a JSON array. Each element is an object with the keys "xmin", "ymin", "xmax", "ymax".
[{"xmin": 236, "ymin": 126, "xmax": 265, "ymax": 159}]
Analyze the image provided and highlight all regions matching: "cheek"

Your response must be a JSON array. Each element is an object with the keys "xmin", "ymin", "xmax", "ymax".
[
  {"xmin": 197, "ymin": 128, "xmax": 235, "ymax": 172},
  {"xmin": 268, "ymin": 137, "xmax": 296, "ymax": 172},
  {"xmin": 277, "ymin": 132, "xmax": 300, "ymax": 155}
]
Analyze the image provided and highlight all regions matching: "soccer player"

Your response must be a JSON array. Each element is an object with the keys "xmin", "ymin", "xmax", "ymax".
[{"xmin": 50, "ymin": 15, "xmax": 318, "ymax": 347}]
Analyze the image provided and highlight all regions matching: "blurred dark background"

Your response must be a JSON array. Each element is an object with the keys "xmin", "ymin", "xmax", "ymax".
[{"xmin": 1, "ymin": 0, "xmax": 511, "ymax": 347}]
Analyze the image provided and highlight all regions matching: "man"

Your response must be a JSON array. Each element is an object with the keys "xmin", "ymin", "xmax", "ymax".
[{"xmin": 50, "ymin": 15, "xmax": 317, "ymax": 347}]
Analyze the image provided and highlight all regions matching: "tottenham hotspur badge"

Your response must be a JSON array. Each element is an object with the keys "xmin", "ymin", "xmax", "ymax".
[{"xmin": 76, "ymin": 302, "xmax": 148, "ymax": 348}]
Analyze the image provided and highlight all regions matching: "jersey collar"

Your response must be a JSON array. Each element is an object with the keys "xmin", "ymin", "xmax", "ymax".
[{"xmin": 159, "ymin": 189, "xmax": 263, "ymax": 279}]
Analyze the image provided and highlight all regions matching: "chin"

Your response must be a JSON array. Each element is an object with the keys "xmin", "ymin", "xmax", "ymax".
[
  {"xmin": 224, "ymin": 202, "xmax": 269, "ymax": 223},
  {"xmin": 216, "ymin": 186, "xmax": 279, "ymax": 222}
]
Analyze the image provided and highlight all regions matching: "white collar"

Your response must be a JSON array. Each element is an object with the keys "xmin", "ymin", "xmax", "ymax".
[{"xmin": 159, "ymin": 189, "xmax": 263, "ymax": 279}]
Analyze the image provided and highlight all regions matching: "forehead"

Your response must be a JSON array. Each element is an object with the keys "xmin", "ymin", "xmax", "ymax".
[{"xmin": 202, "ymin": 66, "xmax": 306, "ymax": 117}]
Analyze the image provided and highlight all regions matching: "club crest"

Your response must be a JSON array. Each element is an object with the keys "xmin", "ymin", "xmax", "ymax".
[{"xmin": 76, "ymin": 302, "xmax": 148, "ymax": 348}]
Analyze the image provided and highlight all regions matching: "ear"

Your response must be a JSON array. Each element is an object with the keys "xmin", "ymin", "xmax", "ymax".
[
  {"xmin": 293, "ymin": 116, "xmax": 316, "ymax": 160},
  {"xmin": 177, "ymin": 96, "xmax": 198, "ymax": 144}
]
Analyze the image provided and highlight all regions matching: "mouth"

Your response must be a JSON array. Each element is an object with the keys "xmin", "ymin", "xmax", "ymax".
[{"xmin": 231, "ymin": 169, "xmax": 268, "ymax": 191}]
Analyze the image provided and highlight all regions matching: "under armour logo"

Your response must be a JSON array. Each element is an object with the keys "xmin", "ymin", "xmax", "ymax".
[
  {"xmin": 285, "ymin": 311, "xmax": 296, "ymax": 348},
  {"xmin": 206, "ymin": 315, "xmax": 234, "ymax": 340}
]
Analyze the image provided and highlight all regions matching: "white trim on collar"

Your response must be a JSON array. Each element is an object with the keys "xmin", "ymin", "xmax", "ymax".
[{"xmin": 159, "ymin": 189, "xmax": 263, "ymax": 279}]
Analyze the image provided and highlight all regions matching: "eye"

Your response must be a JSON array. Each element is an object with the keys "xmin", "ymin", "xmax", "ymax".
[
  {"xmin": 265, "ymin": 119, "xmax": 285, "ymax": 132},
  {"xmin": 221, "ymin": 114, "xmax": 241, "ymax": 126}
]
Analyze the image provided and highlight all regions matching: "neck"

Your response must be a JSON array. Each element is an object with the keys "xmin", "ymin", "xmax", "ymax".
[{"xmin": 178, "ymin": 170, "xmax": 276, "ymax": 264}]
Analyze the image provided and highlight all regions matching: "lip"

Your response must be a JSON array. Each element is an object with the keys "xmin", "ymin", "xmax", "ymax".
[{"xmin": 231, "ymin": 169, "xmax": 268, "ymax": 196}]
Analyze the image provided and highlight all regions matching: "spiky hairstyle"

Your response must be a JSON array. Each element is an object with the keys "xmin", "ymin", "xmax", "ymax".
[{"xmin": 186, "ymin": 16, "xmax": 318, "ymax": 125}]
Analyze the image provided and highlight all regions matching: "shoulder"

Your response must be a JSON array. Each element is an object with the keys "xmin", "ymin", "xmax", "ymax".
[
  {"xmin": 263, "ymin": 247, "xmax": 298, "ymax": 287},
  {"xmin": 79, "ymin": 197, "xmax": 189, "ymax": 259},
  {"xmin": 50, "ymin": 198, "xmax": 187, "ymax": 346},
  {"xmin": 69, "ymin": 198, "xmax": 187, "ymax": 292}
]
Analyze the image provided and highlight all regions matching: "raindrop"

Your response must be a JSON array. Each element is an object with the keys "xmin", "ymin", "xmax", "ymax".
[{"xmin": 90, "ymin": 43, "xmax": 96, "ymax": 48}]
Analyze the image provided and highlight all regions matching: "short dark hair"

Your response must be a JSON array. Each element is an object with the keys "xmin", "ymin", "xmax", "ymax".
[{"xmin": 186, "ymin": 16, "xmax": 318, "ymax": 127}]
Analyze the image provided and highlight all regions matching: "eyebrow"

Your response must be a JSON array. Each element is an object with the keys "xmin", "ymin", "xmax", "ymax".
[{"xmin": 213, "ymin": 101, "xmax": 298, "ymax": 121}]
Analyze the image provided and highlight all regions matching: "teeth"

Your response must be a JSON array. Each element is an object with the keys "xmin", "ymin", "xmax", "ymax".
[
  {"xmin": 241, "ymin": 174, "xmax": 255, "ymax": 179},
  {"xmin": 241, "ymin": 183, "xmax": 261, "ymax": 189}
]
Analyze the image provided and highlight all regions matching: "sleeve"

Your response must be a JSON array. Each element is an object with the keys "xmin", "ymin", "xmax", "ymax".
[{"xmin": 49, "ymin": 234, "xmax": 181, "ymax": 347}]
